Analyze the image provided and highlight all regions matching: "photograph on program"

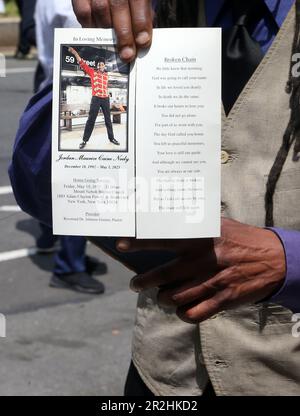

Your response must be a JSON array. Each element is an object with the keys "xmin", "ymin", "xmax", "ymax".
[{"xmin": 59, "ymin": 44, "xmax": 129, "ymax": 152}]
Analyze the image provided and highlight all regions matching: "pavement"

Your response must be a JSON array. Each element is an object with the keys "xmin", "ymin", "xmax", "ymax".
[{"xmin": 0, "ymin": 53, "xmax": 137, "ymax": 396}]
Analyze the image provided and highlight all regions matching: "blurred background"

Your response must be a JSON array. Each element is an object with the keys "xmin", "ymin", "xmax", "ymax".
[{"xmin": 0, "ymin": 0, "xmax": 136, "ymax": 396}]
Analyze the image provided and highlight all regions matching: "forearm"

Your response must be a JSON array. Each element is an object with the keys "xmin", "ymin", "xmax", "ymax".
[
  {"xmin": 73, "ymin": 51, "xmax": 81, "ymax": 63},
  {"xmin": 69, "ymin": 47, "xmax": 81, "ymax": 63}
]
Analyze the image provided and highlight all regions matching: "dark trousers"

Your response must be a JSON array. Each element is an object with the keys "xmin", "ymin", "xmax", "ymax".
[
  {"xmin": 16, "ymin": 0, "xmax": 36, "ymax": 55},
  {"xmin": 124, "ymin": 362, "xmax": 154, "ymax": 397},
  {"xmin": 39, "ymin": 223, "xmax": 87, "ymax": 275},
  {"xmin": 54, "ymin": 236, "xmax": 87, "ymax": 275},
  {"xmin": 83, "ymin": 96, "xmax": 114, "ymax": 142}
]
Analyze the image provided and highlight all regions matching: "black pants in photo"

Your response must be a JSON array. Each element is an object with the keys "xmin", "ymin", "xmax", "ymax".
[{"xmin": 83, "ymin": 96, "xmax": 114, "ymax": 142}]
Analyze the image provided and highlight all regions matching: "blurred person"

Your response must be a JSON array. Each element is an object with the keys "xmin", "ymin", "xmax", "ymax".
[
  {"xmin": 15, "ymin": 0, "xmax": 37, "ymax": 59},
  {"xmin": 10, "ymin": 0, "xmax": 300, "ymax": 397},
  {"xmin": 34, "ymin": 0, "xmax": 80, "ymax": 91},
  {"xmin": 33, "ymin": 0, "xmax": 107, "ymax": 294},
  {"xmin": 0, "ymin": 0, "xmax": 5, "ymax": 14}
]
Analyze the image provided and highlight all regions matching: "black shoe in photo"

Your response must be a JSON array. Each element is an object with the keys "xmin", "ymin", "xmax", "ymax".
[
  {"xmin": 79, "ymin": 141, "xmax": 87, "ymax": 149},
  {"xmin": 109, "ymin": 138, "xmax": 120, "ymax": 145},
  {"xmin": 49, "ymin": 272, "xmax": 105, "ymax": 294}
]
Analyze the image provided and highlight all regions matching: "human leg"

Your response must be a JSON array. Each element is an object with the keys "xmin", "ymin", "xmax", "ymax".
[
  {"xmin": 15, "ymin": 0, "xmax": 36, "ymax": 57},
  {"xmin": 36, "ymin": 222, "xmax": 58, "ymax": 253},
  {"xmin": 100, "ymin": 97, "xmax": 119, "ymax": 145},
  {"xmin": 54, "ymin": 236, "xmax": 86, "ymax": 275},
  {"xmin": 51, "ymin": 236, "xmax": 105, "ymax": 294},
  {"xmin": 80, "ymin": 96, "xmax": 101, "ymax": 148}
]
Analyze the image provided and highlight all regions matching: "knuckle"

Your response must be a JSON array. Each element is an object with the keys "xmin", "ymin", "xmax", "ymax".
[
  {"xmin": 216, "ymin": 269, "xmax": 234, "ymax": 287},
  {"xmin": 202, "ymin": 280, "xmax": 216, "ymax": 292},
  {"xmin": 117, "ymin": 27, "xmax": 132, "ymax": 39},
  {"xmin": 92, "ymin": 0, "xmax": 109, "ymax": 14},
  {"xmin": 134, "ymin": 15, "xmax": 148, "ymax": 28},
  {"xmin": 75, "ymin": 6, "xmax": 91, "ymax": 24},
  {"xmin": 110, "ymin": 0, "xmax": 128, "ymax": 9},
  {"xmin": 213, "ymin": 278, "xmax": 227, "ymax": 291},
  {"xmin": 170, "ymin": 292, "xmax": 183, "ymax": 306},
  {"xmin": 112, "ymin": 19, "xmax": 134, "ymax": 45},
  {"xmin": 130, "ymin": 0, "xmax": 151, "ymax": 11},
  {"xmin": 212, "ymin": 269, "xmax": 236, "ymax": 291},
  {"xmin": 230, "ymin": 264, "xmax": 240, "ymax": 276}
]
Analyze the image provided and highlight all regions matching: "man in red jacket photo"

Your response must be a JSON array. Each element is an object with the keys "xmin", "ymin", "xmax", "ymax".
[{"xmin": 68, "ymin": 46, "xmax": 120, "ymax": 149}]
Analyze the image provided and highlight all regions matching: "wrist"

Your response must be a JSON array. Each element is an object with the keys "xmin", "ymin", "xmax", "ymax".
[{"xmin": 267, "ymin": 228, "xmax": 300, "ymax": 312}]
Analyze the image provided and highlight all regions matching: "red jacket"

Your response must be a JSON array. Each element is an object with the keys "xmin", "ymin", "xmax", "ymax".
[{"xmin": 79, "ymin": 59, "xmax": 109, "ymax": 98}]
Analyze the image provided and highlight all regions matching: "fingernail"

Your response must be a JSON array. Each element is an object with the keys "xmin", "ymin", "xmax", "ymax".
[
  {"xmin": 116, "ymin": 239, "xmax": 131, "ymax": 251},
  {"xmin": 130, "ymin": 276, "xmax": 141, "ymax": 293},
  {"xmin": 136, "ymin": 31, "xmax": 150, "ymax": 45},
  {"xmin": 120, "ymin": 46, "xmax": 135, "ymax": 61}
]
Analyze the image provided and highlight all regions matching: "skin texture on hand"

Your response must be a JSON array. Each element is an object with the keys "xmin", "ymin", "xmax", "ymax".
[
  {"xmin": 116, "ymin": 218, "xmax": 286, "ymax": 324},
  {"xmin": 72, "ymin": 0, "xmax": 154, "ymax": 62}
]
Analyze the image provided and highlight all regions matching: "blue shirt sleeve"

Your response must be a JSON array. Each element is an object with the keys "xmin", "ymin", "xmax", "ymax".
[
  {"xmin": 269, "ymin": 228, "xmax": 300, "ymax": 312},
  {"xmin": 8, "ymin": 84, "xmax": 53, "ymax": 227}
]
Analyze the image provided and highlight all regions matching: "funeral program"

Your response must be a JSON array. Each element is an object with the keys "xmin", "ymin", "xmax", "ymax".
[{"xmin": 52, "ymin": 28, "xmax": 221, "ymax": 238}]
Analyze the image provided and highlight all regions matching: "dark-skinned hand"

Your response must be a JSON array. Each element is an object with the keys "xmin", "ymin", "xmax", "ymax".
[
  {"xmin": 72, "ymin": 0, "xmax": 153, "ymax": 62},
  {"xmin": 116, "ymin": 218, "xmax": 286, "ymax": 324}
]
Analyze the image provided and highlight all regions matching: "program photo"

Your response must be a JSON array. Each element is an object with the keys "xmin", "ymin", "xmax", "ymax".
[{"xmin": 59, "ymin": 44, "xmax": 129, "ymax": 152}]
